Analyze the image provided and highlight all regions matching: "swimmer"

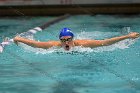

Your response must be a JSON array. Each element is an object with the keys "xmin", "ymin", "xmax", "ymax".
[{"xmin": 14, "ymin": 28, "xmax": 140, "ymax": 51}]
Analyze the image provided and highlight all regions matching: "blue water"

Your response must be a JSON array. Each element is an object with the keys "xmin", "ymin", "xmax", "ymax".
[{"xmin": 0, "ymin": 15, "xmax": 140, "ymax": 93}]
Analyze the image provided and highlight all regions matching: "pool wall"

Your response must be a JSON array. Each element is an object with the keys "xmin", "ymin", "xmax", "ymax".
[
  {"xmin": 0, "ymin": 0, "xmax": 140, "ymax": 16},
  {"xmin": 0, "ymin": 4, "xmax": 140, "ymax": 16}
]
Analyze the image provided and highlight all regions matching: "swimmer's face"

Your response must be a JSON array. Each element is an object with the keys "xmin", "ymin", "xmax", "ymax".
[{"xmin": 60, "ymin": 36, "xmax": 74, "ymax": 51}]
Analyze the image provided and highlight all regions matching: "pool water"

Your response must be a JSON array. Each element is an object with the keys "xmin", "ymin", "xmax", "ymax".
[{"xmin": 0, "ymin": 15, "xmax": 140, "ymax": 93}]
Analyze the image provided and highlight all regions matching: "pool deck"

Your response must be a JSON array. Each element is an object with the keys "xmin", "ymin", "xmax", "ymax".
[{"xmin": 1, "ymin": 4, "xmax": 140, "ymax": 16}]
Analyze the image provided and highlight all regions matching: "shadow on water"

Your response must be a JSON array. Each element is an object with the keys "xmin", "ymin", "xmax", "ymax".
[
  {"xmin": 52, "ymin": 79, "xmax": 140, "ymax": 93},
  {"xmin": 51, "ymin": 78, "xmax": 140, "ymax": 93},
  {"xmin": 0, "ymin": 82, "xmax": 40, "ymax": 93},
  {"xmin": 67, "ymin": 59, "xmax": 102, "ymax": 71},
  {"xmin": 52, "ymin": 80, "xmax": 83, "ymax": 93}
]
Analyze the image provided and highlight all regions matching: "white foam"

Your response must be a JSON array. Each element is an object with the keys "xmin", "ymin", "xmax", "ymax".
[
  {"xmin": 18, "ymin": 42, "xmax": 93, "ymax": 54},
  {"xmin": 1, "ymin": 41, "xmax": 9, "ymax": 45},
  {"xmin": 34, "ymin": 27, "xmax": 42, "ymax": 32},
  {"xmin": 92, "ymin": 39, "xmax": 136, "ymax": 52},
  {"xmin": 28, "ymin": 29, "xmax": 37, "ymax": 34},
  {"xmin": 75, "ymin": 31, "xmax": 119, "ymax": 39},
  {"xmin": 19, "ymin": 43, "xmax": 59, "ymax": 54},
  {"xmin": 121, "ymin": 27, "xmax": 131, "ymax": 34},
  {"xmin": 19, "ymin": 39, "xmax": 135, "ymax": 54},
  {"xmin": 0, "ymin": 45, "xmax": 3, "ymax": 53},
  {"xmin": 17, "ymin": 31, "xmax": 137, "ymax": 54},
  {"xmin": 19, "ymin": 32, "xmax": 34, "ymax": 40}
]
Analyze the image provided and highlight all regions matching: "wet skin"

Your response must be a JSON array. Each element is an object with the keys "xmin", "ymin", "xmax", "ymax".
[
  {"xmin": 13, "ymin": 32, "xmax": 140, "ymax": 51},
  {"xmin": 60, "ymin": 36, "xmax": 74, "ymax": 51}
]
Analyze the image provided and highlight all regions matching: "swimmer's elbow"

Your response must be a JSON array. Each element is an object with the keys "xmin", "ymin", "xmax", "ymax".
[
  {"xmin": 99, "ymin": 40, "xmax": 114, "ymax": 46},
  {"xmin": 33, "ymin": 42, "xmax": 44, "ymax": 48},
  {"xmin": 95, "ymin": 40, "xmax": 111, "ymax": 47},
  {"xmin": 34, "ymin": 42, "xmax": 50, "ymax": 49},
  {"xmin": 28, "ymin": 41, "xmax": 41, "ymax": 48}
]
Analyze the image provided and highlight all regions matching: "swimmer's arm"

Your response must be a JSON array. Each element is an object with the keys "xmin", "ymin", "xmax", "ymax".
[
  {"xmin": 14, "ymin": 36, "xmax": 60, "ymax": 49},
  {"xmin": 76, "ymin": 32, "xmax": 140, "ymax": 48},
  {"xmin": 98, "ymin": 32, "xmax": 140, "ymax": 46}
]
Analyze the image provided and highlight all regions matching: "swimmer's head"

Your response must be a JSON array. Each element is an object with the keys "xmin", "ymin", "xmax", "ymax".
[
  {"xmin": 59, "ymin": 28, "xmax": 74, "ymax": 39},
  {"xmin": 59, "ymin": 28, "xmax": 74, "ymax": 51}
]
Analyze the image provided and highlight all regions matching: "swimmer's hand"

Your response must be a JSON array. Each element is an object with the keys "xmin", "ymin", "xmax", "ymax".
[
  {"xmin": 127, "ymin": 32, "xmax": 140, "ymax": 39},
  {"xmin": 13, "ymin": 36, "xmax": 20, "ymax": 45}
]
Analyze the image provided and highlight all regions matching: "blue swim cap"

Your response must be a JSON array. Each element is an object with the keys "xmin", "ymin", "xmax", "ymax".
[{"xmin": 59, "ymin": 28, "xmax": 74, "ymax": 39}]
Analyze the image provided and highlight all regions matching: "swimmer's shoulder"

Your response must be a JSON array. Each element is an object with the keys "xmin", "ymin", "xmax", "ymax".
[
  {"xmin": 73, "ymin": 39, "xmax": 99, "ymax": 47},
  {"xmin": 73, "ymin": 39, "xmax": 88, "ymax": 46}
]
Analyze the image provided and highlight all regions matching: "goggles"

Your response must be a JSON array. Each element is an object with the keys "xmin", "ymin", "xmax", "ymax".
[{"xmin": 60, "ymin": 38, "xmax": 73, "ymax": 42}]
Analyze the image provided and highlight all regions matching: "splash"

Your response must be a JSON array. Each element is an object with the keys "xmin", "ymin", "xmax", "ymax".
[
  {"xmin": 93, "ymin": 39, "xmax": 136, "ymax": 52},
  {"xmin": 19, "ymin": 32, "xmax": 34, "ymax": 40},
  {"xmin": 121, "ymin": 27, "xmax": 131, "ymax": 35},
  {"xmin": 75, "ymin": 31, "xmax": 120, "ymax": 39},
  {"xmin": 19, "ymin": 43, "xmax": 93, "ymax": 54},
  {"xmin": 18, "ymin": 31, "xmax": 137, "ymax": 54},
  {"xmin": 18, "ymin": 38, "xmax": 136, "ymax": 54}
]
